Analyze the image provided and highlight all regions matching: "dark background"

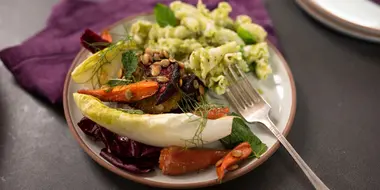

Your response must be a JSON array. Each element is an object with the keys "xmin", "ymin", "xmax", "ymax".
[{"xmin": 1, "ymin": 0, "xmax": 379, "ymax": 189}]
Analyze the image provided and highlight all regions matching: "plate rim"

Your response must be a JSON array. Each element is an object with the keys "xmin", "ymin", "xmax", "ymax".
[
  {"xmin": 296, "ymin": 0, "xmax": 380, "ymax": 42},
  {"xmin": 63, "ymin": 13, "xmax": 297, "ymax": 189}
]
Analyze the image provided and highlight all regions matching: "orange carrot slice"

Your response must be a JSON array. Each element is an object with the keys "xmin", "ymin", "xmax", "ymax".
[
  {"xmin": 206, "ymin": 107, "xmax": 229, "ymax": 119},
  {"xmin": 77, "ymin": 80, "xmax": 159, "ymax": 102},
  {"xmin": 195, "ymin": 107, "xmax": 229, "ymax": 119},
  {"xmin": 101, "ymin": 29, "xmax": 112, "ymax": 42},
  {"xmin": 216, "ymin": 142, "xmax": 252, "ymax": 181},
  {"xmin": 159, "ymin": 147, "xmax": 229, "ymax": 176}
]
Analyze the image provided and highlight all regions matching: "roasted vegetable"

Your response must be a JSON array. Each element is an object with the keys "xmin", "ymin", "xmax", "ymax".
[
  {"xmin": 80, "ymin": 29, "xmax": 111, "ymax": 53},
  {"xmin": 195, "ymin": 107, "xmax": 230, "ymax": 119},
  {"xmin": 159, "ymin": 146, "xmax": 229, "ymax": 175},
  {"xmin": 134, "ymin": 92, "xmax": 181, "ymax": 114},
  {"xmin": 156, "ymin": 63, "xmax": 181, "ymax": 105},
  {"xmin": 77, "ymin": 80, "xmax": 159, "ymax": 102},
  {"xmin": 180, "ymin": 74, "xmax": 204, "ymax": 95},
  {"xmin": 216, "ymin": 142, "xmax": 252, "ymax": 181},
  {"xmin": 73, "ymin": 93, "xmax": 234, "ymax": 147}
]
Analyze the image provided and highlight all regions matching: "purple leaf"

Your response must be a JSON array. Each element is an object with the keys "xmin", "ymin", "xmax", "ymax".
[
  {"xmin": 80, "ymin": 29, "xmax": 110, "ymax": 53},
  {"xmin": 100, "ymin": 149, "xmax": 152, "ymax": 174},
  {"xmin": 77, "ymin": 117, "xmax": 102, "ymax": 141},
  {"xmin": 77, "ymin": 117, "xmax": 162, "ymax": 173}
]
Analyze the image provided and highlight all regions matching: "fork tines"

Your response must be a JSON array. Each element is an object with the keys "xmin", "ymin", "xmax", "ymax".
[{"xmin": 224, "ymin": 64, "xmax": 263, "ymax": 110}]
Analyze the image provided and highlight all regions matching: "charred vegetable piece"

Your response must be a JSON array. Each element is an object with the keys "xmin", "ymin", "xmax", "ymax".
[
  {"xmin": 195, "ymin": 107, "xmax": 230, "ymax": 119},
  {"xmin": 159, "ymin": 146, "xmax": 229, "ymax": 176},
  {"xmin": 181, "ymin": 74, "xmax": 204, "ymax": 95},
  {"xmin": 216, "ymin": 142, "xmax": 252, "ymax": 181},
  {"xmin": 134, "ymin": 92, "xmax": 181, "ymax": 114},
  {"xmin": 77, "ymin": 80, "xmax": 159, "ymax": 103},
  {"xmin": 80, "ymin": 29, "xmax": 111, "ymax": 53},
  {"xmin": 156, "ymin": 63, "xmax": 181, "ymax": 105}
]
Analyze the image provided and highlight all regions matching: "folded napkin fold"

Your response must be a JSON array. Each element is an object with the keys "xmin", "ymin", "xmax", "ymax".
[{"xmin": 0, "ymin": 0, "xmax": 277, "ymax": 104}]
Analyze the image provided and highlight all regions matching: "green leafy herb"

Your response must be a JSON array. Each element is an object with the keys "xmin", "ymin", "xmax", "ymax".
[
  {"xmin": 106, "ymin": 79, "xmax": 132, "ymax": 87},
  {"xmin": 220, "ymin": 113, "xmax": 267, "ymax": 158},
  {"xmin": 154, "ymin": 3, "xmax": 178, "ymax": 27},
  {"xmin": 121, "ymin": 50, "xmax": 138, "ymax": 80},
  {"xmin": 237, "ymin": 26, "xmax": 256, "ymax": 45},
  {"xmin": 119, "ymin": 108, "xmax": 144, "ymax": 114}
]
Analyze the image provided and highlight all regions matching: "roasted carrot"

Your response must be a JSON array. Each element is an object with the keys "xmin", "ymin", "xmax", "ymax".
[
  {"xmin": 77, "ymin": 80, "xmax": 159, "ymax": 102},
  {"xmin": 194, "ymin": 107, "xmax": 230, "ymax": 119},
  {"xmin": 216, "ymin": 142, "xmax": 252, "ymax": 181},
  {"xmin": 207, "ymin": 107, "xmax": 229, "ymax": 119},
  {"xmin": 159, "ymin": 146, "xmax": 229, "ymax": 176},
  {"xmin": 101, "ymin": 29, "xmax": 112, "ymax": 42}
]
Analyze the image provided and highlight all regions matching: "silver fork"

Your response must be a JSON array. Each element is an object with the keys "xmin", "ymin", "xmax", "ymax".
[{"xmin": 224, "ymin": 64, "xmax": 329, "ymax": 190}]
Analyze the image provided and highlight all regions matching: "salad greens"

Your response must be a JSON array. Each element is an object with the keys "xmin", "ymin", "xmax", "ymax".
[
  {"xmin": 121, "ymin": 50, "xmax": 138, "ymax": 79},
  {"xmin": 220, "ymin": 113, "xmax": 267, "ymax": 158}
]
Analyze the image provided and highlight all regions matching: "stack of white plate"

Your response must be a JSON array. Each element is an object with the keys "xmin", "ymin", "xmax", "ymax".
[{"xmin": 296, "ymin": 0, "xmax": 380, "ymax": 43}]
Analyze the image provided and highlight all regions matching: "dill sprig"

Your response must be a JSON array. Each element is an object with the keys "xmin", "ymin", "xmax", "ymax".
[
  {"xmin": 177, "ymin": 89, "xmax": 224, "ymax": 147},
  {"xmin": 79, "ymin": 35, "xmax": 135, "ymax": 89}
]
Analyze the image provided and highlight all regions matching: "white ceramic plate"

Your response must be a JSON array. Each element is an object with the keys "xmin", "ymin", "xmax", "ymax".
[
  {"xmin": 63, "ymin": 14, "xmax": 296, "ymax": 188},
  {"xmin": 296, "ymin": 0, "xmax": 380, "ymax": 42}
]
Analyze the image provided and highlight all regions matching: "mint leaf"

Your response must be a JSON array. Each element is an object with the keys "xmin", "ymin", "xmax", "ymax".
[
  {"xmin": 154, "ymin": 3, "xmax": 178, "ymax": 27},
  {"xmin": 237, "ymin": 26, "xmax": 256, "ymax": 45},
  {"xmin": 121, "ymin": 50, "xmax": 138, "ymax": 80},
  {"xmin": 220, "ymin": 113, "xmax": 267, "ymax": 158}
]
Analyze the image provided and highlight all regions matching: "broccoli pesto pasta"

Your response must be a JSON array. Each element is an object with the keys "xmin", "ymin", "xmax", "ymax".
[{"xmin": 129, "ymin": 0, "xmax": 272, "ymax": 95}]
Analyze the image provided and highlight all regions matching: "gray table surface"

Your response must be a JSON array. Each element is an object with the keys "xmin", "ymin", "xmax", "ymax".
[{"xmin": 1, "ymin": 0, "xmax": 380, "ymax": 189}]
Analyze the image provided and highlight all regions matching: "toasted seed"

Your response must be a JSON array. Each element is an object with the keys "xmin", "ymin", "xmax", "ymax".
[
  {"xmin": 215, "ymin": 159, "xmax": 223, "ymax": 167},
  {"xmin": 169, "ymin": 57, "xmax": 176, "ymax": 63},
  {"xmin": 117, "ymin": 68, "xmax": 123, "ymax": 79},
  {"xmin": 178, "ymin": 61, "xmax": 185, "ymax": 69},
  {"xmin": 142, "ymin": 53, "xmax": 152, "ymax": 65},
  {"xmin": 156, "ymin": 76, "xmax": 169, "ymax": 83},
  {"xmin": 101, "ymin": 85, "xmax": 110, "ymax": 90},
  {"xmin": 125, "ymin": 89, "xmax": 133, "ymax": 100},
  {"xmin": 151, "ymin": 65, "xmax": 161, "ymax": 76},
  {"xmin": 193, "ymin": 80, "xmax": 199, "ymax": 89},
  {"xmin": 162, "ymin": 50, "xmax": 169, "ymax": 58},
  {"xmin": 159, "ymin": 59, "xmax": 170, "ymax": 67},
  {"xmin": 153, "ymin": 53, "xmax": 161, "ymax": 61},
  {"xmin": 145, "ymin": 47, "xmax": 153, "ymax": 55},
  {"xmin": 179, "ymin": 79, "xmax": 183, "ymax": 87},
  {"xmin": 231, "ymin": 150, "xmax": 243, "ymax": 158},
  {"xmin": 199, "ymin": 85, "xmax": 205, "ymax": 95},
  {"xmin": 227, "ymin": 164, "xmax": 239, "ymax": 171}
]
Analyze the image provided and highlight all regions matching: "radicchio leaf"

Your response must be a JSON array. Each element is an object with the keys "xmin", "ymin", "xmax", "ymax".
[
  {"xmin": 100, "ymin": 149, "xmax": 152, "ymax": 174},
  {"xmin": 80, "ymin": 29, "xmax": 110, "ymax": 53},
  {"xmin": 77, "ymin": 117, "xmax": 161, "ymax": 173}
]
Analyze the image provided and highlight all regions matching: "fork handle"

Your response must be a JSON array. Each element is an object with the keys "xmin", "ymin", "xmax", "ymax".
[{"xmin": 260, "ymin": 117, "xmax": 329, "ymax": 190}]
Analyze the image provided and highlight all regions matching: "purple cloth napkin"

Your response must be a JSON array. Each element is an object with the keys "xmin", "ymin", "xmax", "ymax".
[
  {"xmin": 0, "ymin": 0, "xmax": 277, "ymax": 104},
  {"xmin": 373, "ymin": 0, "xmax": 380, "ymax": 4}
]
